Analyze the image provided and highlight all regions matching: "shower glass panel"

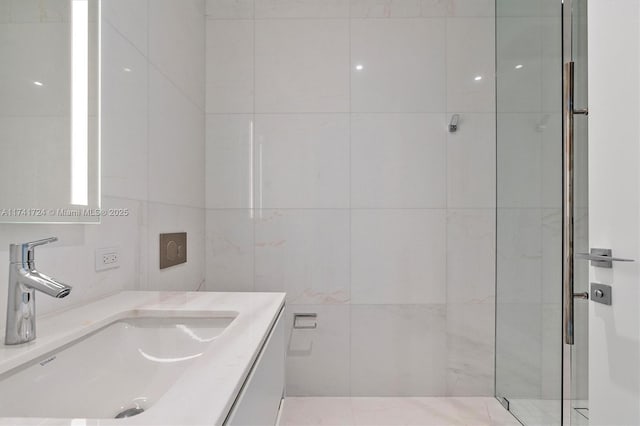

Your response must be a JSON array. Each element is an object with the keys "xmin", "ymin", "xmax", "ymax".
[
  {"xmin": 495, "ymin": 1, "xmax": 564, "ymax": 425},
  {"xmin": 569, "ymin": 0, "xmax": 589, "ymax": 424}
]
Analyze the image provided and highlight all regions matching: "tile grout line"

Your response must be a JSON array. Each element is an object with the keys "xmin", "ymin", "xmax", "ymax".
[{"xmin": 347, "ymin": 4, "xmax": 353, "ymax": 398}]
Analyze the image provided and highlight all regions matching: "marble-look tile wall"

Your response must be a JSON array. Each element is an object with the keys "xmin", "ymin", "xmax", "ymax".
[
  {"xmin": 0, "ymin": 0, "xmax": 206, "ymax": 332},
  {"xmin": 205, "ymin": 0, "xmax": 496, "ymax": 396}
]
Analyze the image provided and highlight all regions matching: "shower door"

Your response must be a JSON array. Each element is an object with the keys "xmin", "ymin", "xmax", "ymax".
[{"xmin": 495, "ymin": 0, "xmax": 588, "ymax": 425}]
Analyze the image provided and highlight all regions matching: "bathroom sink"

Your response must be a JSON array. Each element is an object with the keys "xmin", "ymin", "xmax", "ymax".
[{"xmin": 0, "ymin": 315, "xmax": 236, "ymax": 419}]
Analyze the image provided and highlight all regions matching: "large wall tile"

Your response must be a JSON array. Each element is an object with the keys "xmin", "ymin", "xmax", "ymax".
[
  {"xmin": 496, "ymin": 208, "xmax": 542, "ymax": 304},
  {"xmin": 205, "ymin": 209, "xmax": 254, "ymax": 292},
  {"xmin": 351, "ymin": 304, "xmax": 447, "ymax": 396},
  {"xmin": 206, "ymin": 114, "xmax": 253, "ymax": 208},
  {"xmin": 255, "ymin": 210, "xmax": 350, "ymax": 304},
  {"xmin": 255, "ymin": 0, "xmax": 349, "ymax": 18},
  {"xmin": 351, "ymin": 18, "xmax": 445, "ymax": 112},
  {"xmin": 350, "ymin": 0, "xmax": 422, "ymax": 18},
  {"xmin": 149, "ymin": 0, "xmax": 206, "ymax": 109},
  {"xmin": 0, "ymin": 1, "xmax": 9, "ymax": 23},
  {"xmin": 102, "ymin": 0, "xmax": 148, "ymax": 54},
  {"xmin": 496, "ymin": 0, "xmax": 559, "ymax": 18},
  {"xmin": 541, "ymin": 17, "xmax": 562, "ymax": 113},
  {"xmin": 447, "ymin": 113, "xmax": 495, "ymax": 208},
  {"xmin": 351, "ymin": 210, "xmax": 446, "ymax": 304},
  {"xmin": 101, "ymin": 23, "xmax": 148, "ymax": 201},
  {"xmin": 206, "ymin": 20, "xmax": 254, "ymax": 113},
  {"xmin": 351, "ymin": 114, "xmax": 446, "ymax": 208},
  {"xmin": 0, "ymin": 23, "xmax": 70, "ymax": 116},
  {"xmin": 254, "ymin": 114, "xmax": 349, "ymax": 208},
  {"xmin": 440, "ymin": 0, "xmax": 494, "ymax": 17},
  {"xmin": 206, "ymin": 0, "xmax": 254, "ymax": 19},
  {"xmin": 286, "ymin": 304, "xmax": 350, "ymax": 396},
  {"xmin": 495, "ymin": 302, "xmax": 542, "ymax": 398},
  {"xmin": 148, "ymin": 68, "xmax": 205, "ymax": 208},
  {"xmin": 255, "ymin": 19, "xmax": 349, "ymax": 113},
  {"xmin": 146, "ymin": 202, "xmax": 206, "ymax": 292},
  {"xmin": 541, "ymin": 209, "xmax": 561, "ymax": 305},
  {"xmin": 497, "ymin": 113, "xmax": 542, "ymax": 208},
  {"xmin": 447, "ymin": 209, "xmax": 495, "ymax": 304},
  {"xmin": 540, "ymin": 303, "xmax": 562, "ymax": 399},
  {"xmin": 0, "ymin": 116, "xmax": 70, "ymax": 208},
  {"xmin": 9, "ymin": 0, "xmax": 68, "ymax": 22},
  {"xmin": 447, "ymin": 303, "xmax": 495, "ymax": 396},
  {"xmin": 446, "ymin": 18, "xmax": 495, "ymax": 112},
  {"xmin": 496, "ymin": 17, "xmax": 542, "ymax": 113}
]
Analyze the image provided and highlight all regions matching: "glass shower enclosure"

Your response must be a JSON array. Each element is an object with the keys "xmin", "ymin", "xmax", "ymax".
[{"xmin": 495, "ymin": 0, "xmax": 588, "ymax": 425}]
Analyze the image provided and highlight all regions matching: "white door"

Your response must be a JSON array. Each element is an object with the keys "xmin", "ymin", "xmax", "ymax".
[{"xmin": 588, "ymin": 1, "xmax": 640, "ymax": 425}]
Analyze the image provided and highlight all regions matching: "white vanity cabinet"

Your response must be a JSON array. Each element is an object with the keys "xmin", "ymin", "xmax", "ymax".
[{"xmin": 224, "ymin": 308, "xmax": 285, "ymax": 426}]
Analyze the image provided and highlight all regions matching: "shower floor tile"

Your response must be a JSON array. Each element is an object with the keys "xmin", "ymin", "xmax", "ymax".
[{"xmin": 279, "ymin": 397, "xmax": 520, "ymax": 426}]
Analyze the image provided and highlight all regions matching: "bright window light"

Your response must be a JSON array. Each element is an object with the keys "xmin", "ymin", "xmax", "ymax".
[{"xmin": 71, "ymin": 0, "xmax": 89, "ymax": 206}]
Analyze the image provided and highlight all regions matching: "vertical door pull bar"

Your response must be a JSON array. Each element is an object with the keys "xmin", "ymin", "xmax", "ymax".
[{"xmin": 563, "ymin": 61, "xmax": 576, "ymax": 345}]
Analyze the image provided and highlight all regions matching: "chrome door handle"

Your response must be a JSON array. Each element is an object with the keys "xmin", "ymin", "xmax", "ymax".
[{"xmin": 575, "ymin": 248, "xmax": 635, "ymax": 268}]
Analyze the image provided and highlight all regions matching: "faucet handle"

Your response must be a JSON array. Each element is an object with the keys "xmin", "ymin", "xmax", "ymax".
[{"xmin": 20, "ymin": 237, "xmax": 58, "ymax": 265}]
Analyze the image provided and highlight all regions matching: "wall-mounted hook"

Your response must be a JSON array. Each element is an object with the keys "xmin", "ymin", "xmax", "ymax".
[{"xmin": 449, "ymin": 114, "xmax": 459, "ymax": 133}]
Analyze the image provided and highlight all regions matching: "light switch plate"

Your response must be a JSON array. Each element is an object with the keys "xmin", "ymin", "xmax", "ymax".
[{"xmin": 159, "ymin": 233, "xmax": 187, "ymax": 269}]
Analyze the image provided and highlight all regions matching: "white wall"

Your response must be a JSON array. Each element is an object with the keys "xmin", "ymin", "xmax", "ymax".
[
  {"xmin": 588, "ymin": 1, "xmax": 640, "ymax": 424},
  {"xmin": 204, "ymin": 0, "xmax": 496, "ymax": 396},
  {"xmin": 0, "ymin": 0, "xmax": 206, "ymax": 332}
]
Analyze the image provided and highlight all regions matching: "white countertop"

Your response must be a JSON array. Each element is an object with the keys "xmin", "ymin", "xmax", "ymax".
[{"xmin": 0, "ymin": 291, "xmax": 286, "ymax": 426}]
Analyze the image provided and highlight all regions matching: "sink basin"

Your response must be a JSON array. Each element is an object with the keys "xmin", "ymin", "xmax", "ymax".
[{"xmin": 0, "ymin": 315, "xmax": 236, "ymax": 419}]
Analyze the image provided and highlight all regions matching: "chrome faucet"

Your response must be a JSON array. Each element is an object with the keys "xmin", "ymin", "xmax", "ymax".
[{"xmin": 5, "ymin": 238, "xmax": 72, "ymax": 345}]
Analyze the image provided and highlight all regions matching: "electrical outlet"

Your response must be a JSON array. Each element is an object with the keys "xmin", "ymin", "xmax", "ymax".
[{"xmin": 95, "ymin": 247, "xmax": 121, "ymax": 272}]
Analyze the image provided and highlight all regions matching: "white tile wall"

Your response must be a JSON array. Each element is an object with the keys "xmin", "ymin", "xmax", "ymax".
[
  {"xmin": 206, "ymin": 114, "xmax": 254, "ymax": 208},
  {"xmin": 9, "ymin": 0, "xmax": 69, "ymax": 22},
  {"xmin": 148, "ymin": 0, "xmax": 206, "ymax": 109},
  {"xmin": 206, "ymin": 20, "xmax": 254, "ymax": 113},
  {"xmin": 446, "ymin": 209, "xmax": 495, "ymax": 304},
  {"xmin": 446, "ymin": 113, "xmax": 496, "ymax": 208},
  {"xmin": 351, "ymin": 114, "xmax": 446, "ymax": 208},
  {"xmin": 350, "ymin": 304, "xmax": 447, "ymax": 396},
  {"xmin": 285, "ymin": 304, "xmax": 351, "ymax": 396},
  {"xmin": 350, "ymin": 0, "xmax": 422, "ymax": 18},
  {"xmin": 148, "ymin": 66, "xmax": 205, "ymax": 208},
  {"xmin": 446, "ymin": 302, "xmax": 495, "ymax": 396},
  {"xmin": 351, "ymin": 209, "xmax": 446, "ymax": 305},
  {"xmin": 205, "ymin": 0, "xmax": 496, "ymax": 397},
  {"xmin": 0, "ymin": 1, "xmax": 9, "ymax": 23},
  {"xmin": 205, "ymin": 209, "xmax": 254, "ymax": 292},
  {"xmin": 351, "ymin": 18, "xmax": 446, "ymax": 113},
  {"xmin": 102, "ymin": 0, "xmax": 148, "ymax": 54},
  {"xmin": 101, "ymin": 22, "xmax": 148, "ymax": 201},
  {"xmin": 255, "ymin": 114, "xmax": 350, "ymax": 208},
  {"xmin": 446, "ymin": 18, "xmax": 495, "ymax": 113},
  {"xmin": 255, "ymin": 210, "xmax": 350, "ymax": 304},
  {"xmin": 206, "ymin": 0, "xmax": 254, "ymax": 19},
  {"xmin": 255, "ymin": 19, "xmax": 350, "ymax": 113},
  {"xmin": 0, "ymin": 0, "xmax": 207, "ymax": 334},
  {"xmin": 255, "ymin": 0, "xmax": 350, "ymax": 19}
]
